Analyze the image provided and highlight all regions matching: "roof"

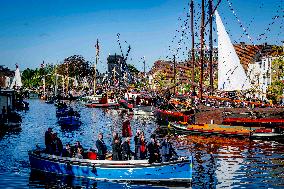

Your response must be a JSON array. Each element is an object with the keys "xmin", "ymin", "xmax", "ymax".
[{"xmin": 233, "ymin": 44, "xmax": 262, "ymax": 71}]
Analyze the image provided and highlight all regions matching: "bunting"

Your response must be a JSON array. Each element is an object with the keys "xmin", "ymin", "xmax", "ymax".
[{"xmin": 226, "ymin": 0, "xmax": 254, "ymax": 45}]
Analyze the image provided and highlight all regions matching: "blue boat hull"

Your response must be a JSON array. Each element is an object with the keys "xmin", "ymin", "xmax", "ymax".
[
  {"xmin": 58, "ymin": 116, "xmax": 81, "ymax": 126},
  {"xmin": 28, "ymin": 151, "xmax": 192, "ymax": 182}
]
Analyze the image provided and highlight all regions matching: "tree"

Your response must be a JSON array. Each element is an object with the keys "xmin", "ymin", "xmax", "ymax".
[
  {"xmin": 56, "ymin": 55, "xmax": 94, "ymax": 88},
  {"xmin": 22, "ymin": 68, "xmax": 35, "ymax": 88},
  {"xmin": 267, "ymin": 57, "xmax": 284, "ymax": 103},
  {"xmin": 153, "ymin": 71, "xmax": 167, "ymax": 91},
  {"xmin": 127, "ymin": 64, "xmax": 139, "ymax": 76},
  {"xmin": 57, "ymin": 55, "xmax": 93, "ymax": 78}
]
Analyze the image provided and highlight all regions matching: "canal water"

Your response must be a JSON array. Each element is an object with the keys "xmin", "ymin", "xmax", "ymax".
[{"xmin": 0, "ymin": 99, "xmax": 283, "ymax": 188}]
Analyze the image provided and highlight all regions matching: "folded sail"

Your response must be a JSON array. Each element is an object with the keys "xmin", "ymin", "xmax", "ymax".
[
  {"xmin": 10, "ymin": 67, "xmax": 22, "ymax": 89},
  {"xmin": 215, "ymin": 10, "xmax": 251, "ymax": 91}
]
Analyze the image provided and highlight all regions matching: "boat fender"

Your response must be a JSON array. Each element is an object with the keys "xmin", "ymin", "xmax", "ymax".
[{"xmin": 65, "ymin": 161, "xmax": 72, "ymax": 170}]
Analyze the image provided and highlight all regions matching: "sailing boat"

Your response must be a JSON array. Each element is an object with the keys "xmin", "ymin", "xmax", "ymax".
[
  {"xmin": 215, "ymin": 10, "xmax": 251, "ymax": 91},
  {"xmin": 10, "ymin": 64, "xmax": 22, "ymax": 89},
  {"xmin": 78, "ymin": 39, "xmax": 103, "ymax": 103}
]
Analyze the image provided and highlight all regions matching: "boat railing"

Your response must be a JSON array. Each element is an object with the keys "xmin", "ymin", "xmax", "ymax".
[{"xmin": 30, "ymin": 150, "xmax": 190, "ymax": 167}]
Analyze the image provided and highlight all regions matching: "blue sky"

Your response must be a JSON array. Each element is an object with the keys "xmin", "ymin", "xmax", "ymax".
[{"xmin": 0, "ymin": 0, "xmax": 282, "ymax": 72}]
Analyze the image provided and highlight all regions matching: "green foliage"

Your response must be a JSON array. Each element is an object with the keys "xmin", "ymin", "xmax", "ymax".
[
  {"xmin": 21, "ymin": 68, "xmax": 35, "ymax": 88},
  {"xmin": 21, "ymin": 55, "xmax": 96, "ymax": 90},
  {"xmin": 267, "ymin": 57, "xmax": 284, "ymax": 102},
  {"xmin": 56, "ymin": 55, "xmax": 94, "ymax": 78},
  {"xmin": 22, "ymin": 66, "xmax": 56, "ymax": 88},
  {"xmin": 153, "ymin": 71, "xmax": 167, "ymax": 90},
  {"xmin": 127, "ymin": 64, "xmax": 139, "ymax": 76}
]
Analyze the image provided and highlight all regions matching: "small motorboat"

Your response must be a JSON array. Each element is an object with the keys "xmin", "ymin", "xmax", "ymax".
[
  {"xmin": 85, "ymin": 93, "xmax": 120, "ymax": 109},
  {"xmin": 170, "ymin": 122, "xmax": 284, "ymax": 140},
  {"xmin": 56, "ymin": 108, "xmax": 69, "ymax": 118},
  {"xmin": 58, "ymin": 116, "xmax": 81, "ymax": 126},
  {"xmin": 250, "ymin": 128, "xmax": 284, "ymax": 140},
  {"xmin": 15, "ymin": 100, "xmax": 29, "ymax": 110},
  {"xmin": 28, "ymin": 149, "xmax": 193, "ymax": 183},
  {"xmin": 85, "ymin": 103, "xmax": 120, "ymax": 108}
]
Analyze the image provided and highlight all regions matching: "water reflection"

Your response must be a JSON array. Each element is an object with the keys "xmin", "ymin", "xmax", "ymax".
[
  {"xmin": 173, "ymin": 135, "xmax": 284, "ymax": 188},
  {"xmin": 0, "ymin": 99, "xmax": 283, "ymax": 188},
  {"xmin": 29, "ymin": 170, "xmax": 190, "ymax": 189}
]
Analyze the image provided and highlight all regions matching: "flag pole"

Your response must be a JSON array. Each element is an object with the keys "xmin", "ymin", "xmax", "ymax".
[{"xmin": 94, "ymin": 39, "xmax": 99, "ymax": 95}]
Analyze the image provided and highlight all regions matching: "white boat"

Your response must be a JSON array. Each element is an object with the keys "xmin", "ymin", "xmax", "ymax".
[{"xmin": 79, "ymin": 94, "xmax": 103, "ymax": 103}]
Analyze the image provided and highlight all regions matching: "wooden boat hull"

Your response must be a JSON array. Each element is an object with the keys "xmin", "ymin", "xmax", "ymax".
[
  {"xmin": 28, "ymin": 151, "xmax": 193, "ymax": 183},
  {"xmin": 170, "ymin": 123, "xmax": 252, "ymax": 137},
  {"xmin": 85, "ymin": 103, "xmax": 120, "ymax": 108},
  {"xmin": 223, "ymin": 117, "xmax": 284, "ymax": 127},
  {"xmin": 170, "ymin": 122, "xmax": 284, "ymax": 140},
  {"xmin": 155, "ymin": 109, "xmax": 190, "ymax": 124}
]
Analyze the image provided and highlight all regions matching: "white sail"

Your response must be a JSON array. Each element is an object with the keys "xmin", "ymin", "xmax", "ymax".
[
  {"xmin": 82, "ymin": 77, "xmax": 89, "ymax": 88},
  {"xmin": 5, "ymin": 76, "xmax": 11, "ymax": 88},
  {"xmin": 10, "ymin": 66, "xmax": 22, "ymax": 89},
  {"xmin": 215, "ymin": 10, "xmax": 251, "ymax": 91}
]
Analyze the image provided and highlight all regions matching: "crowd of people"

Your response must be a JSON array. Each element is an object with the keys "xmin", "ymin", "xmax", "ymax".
[
  {"xmin": 44, "ymin": 128, "xmax": 178, "ymax": 163},
  {"xmin": 95, "ymin": 130, "xmax": 178, "ymax": 163}
]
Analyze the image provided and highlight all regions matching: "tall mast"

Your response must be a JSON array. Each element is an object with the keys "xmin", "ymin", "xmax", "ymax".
[
  {"xmin": 190, "ymin": 0, "xmax": 195, "ymax": 93},
  {"xmin": 173, "ymin": 54, "xmax": 176, "ymax": 95},
  {"xmin": 199, "ymin": 0, "xmax": 205, "ymax": 99},
  {"xmin": 66, "ymin": 61, "xmax": 69, "ymax": 96},
  {"xmin": 209, "ymin": 0, "xmax": 214, "ymax": 95},
  {"xmin": 143, "ymin": 56, "xmax": 146, "ymax": 78},
  {"xmin": 143, "ymin": 56, "xmax": 146, "ymax": 85},
  {"xmin": 94, "ymin": 39, "xmax": 99, "ymax": 95}
]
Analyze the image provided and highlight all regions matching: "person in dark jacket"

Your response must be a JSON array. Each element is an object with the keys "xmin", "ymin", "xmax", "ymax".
[
  {"xmin": 121, "ymin": 137, "xmax": 134, "ymax": 160},
  {"xmin": 96, "ymin": 133, "xmax": 107, "ymax": 160},
  {"xmin": 112, "ymin": 132, "xmax": 122, "ymax": 160},
  {"xmin": 147, "ymin": 134, "xmax": 160, "ymax": 163},
  {"xmin": 62, "ymin": 143, "xmax": 72, "ymax": 157},
  {"xmin": 134, "ymin": 129, "xmax": 141, "ymax": 159},
  {"xmin": 160, "ymin": 136, "xmax": 177, "ymax": 162},
  {"xmin": 44, "ymin": 128, "xmax": 53, "ymax": 154},
  {"xmin": 52, "ymin": 133, "xmax": 63, "ymax": 156},
  {"xmin": 137, "ymin": 135, "xmax": 147, "ymax": 160}
]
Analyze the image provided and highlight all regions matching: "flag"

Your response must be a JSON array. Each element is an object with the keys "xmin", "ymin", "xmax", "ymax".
[
  {"xmin": 95, "ymin": 39, "xmax": 99, "ymax": 54},
  {"xmin": 41, "ymin": 61, "xmax": 45, "ymax": 68}
]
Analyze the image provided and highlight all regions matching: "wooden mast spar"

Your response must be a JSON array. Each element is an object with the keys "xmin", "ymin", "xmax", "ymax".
[
  {"xmin": 209, "ymin": 0, "xmax": 214, "ymax": 95},
  {"xmin": 94, "ymin": 39, "xmax": 99, "ymax": 94},
  {"xmin": 199, "ymin": 0, "xmax": 205, "ymax": 99},
  {"xmin": 190, "ymin": 0, "xmax": 195, "ymax": 93}
]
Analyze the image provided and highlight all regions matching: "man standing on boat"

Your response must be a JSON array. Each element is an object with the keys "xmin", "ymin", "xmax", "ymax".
[
  {"xmin": 160, "ymin": 135, "xmax": 177, "ymax": 162},
  {"xmin": 121, "ymin": 137, "xmax": 134, "ymax": 160},
  {"xmin": 96, "ymin": 133, "xmax": 107, "ymax": 160},
  {"xmin": 111, "ymin": 132, "xmax": 122, "ymax": 160},
  {"xmin": 44, "ymin": 128, "xmax": 53, "ymax": 154},
  {"xmin": 147, "ymin": 134, "xmax": 160, "ymax": 163},
  {"xmin": 134, "ymin": 129, "xmax": 141, "ymax": 159}
]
